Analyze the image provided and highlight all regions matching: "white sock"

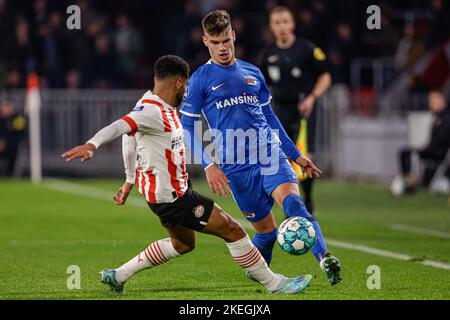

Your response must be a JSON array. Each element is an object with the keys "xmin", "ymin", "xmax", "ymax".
[
  {"xmin": 115, "ymin": 238, "xmax": 180, "ymax": 284},
  {"xmin": 226, "ymin": 235, "xmax": 280, "ymax": 291}
]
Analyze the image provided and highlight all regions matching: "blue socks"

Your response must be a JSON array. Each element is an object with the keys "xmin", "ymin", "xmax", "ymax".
[
  {"xmin": 282, "ymin": 194, "xmax": 328, "ymax": 261},
  {"xmin": 252, "ymin": 229, "xmax": 277, "ymax": 266}
]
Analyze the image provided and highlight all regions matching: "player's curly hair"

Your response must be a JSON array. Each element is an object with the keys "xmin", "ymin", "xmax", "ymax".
[
  {"xmin": 154, "ymin": 55, "xmax": 190, "ymax": 80},
  {"xmin": 202, "ymin": 10, "xmax": 231, "ymax": 35}
]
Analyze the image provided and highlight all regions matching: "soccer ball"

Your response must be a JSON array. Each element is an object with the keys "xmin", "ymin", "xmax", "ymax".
[{"xmin": 277, "ymin": 216, "xmax": 316, "ymax": 255}]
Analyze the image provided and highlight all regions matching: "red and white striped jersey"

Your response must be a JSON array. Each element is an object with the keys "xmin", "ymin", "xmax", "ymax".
[{"xmin": 122, "ymin": 91, "xmax": 188, "ymax": 204}]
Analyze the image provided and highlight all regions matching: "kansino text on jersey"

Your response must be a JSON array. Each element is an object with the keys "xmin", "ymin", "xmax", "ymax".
[{"xmin": 215, "ymin": 95, "xmax": 259, "ymax": 109}]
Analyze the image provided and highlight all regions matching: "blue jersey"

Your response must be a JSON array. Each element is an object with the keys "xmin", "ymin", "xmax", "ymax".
[{"xmin": 180, "ymin": 59, "xmax": 281, "ymax": 173}]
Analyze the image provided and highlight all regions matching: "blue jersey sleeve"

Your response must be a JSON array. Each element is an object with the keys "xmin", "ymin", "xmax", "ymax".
[
  {"xmin": 261, "ymin": 104, "xmax": 302, "ymax": 161},
  {"xmin": 180, "ymin": 71, "xmax": 204, "ymax": 118},
  {"xmin": 255, "ymin": 67, "xmax": 301, "ymax": 161},
  {"xmin": 256, "ymin": 68, "xmax": 272, "ymax": 107}
]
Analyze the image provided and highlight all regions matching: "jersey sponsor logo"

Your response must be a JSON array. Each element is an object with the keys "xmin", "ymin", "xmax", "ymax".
[
  {"xmin": 171, "ymin": 134, "xmax": 184, "ymax": 149},
  {"xmin": 215, "ymin": 95, "xmax": 259, "ymax": 109},
  {"xmin": 193, "ymin": 205, "xmax": 205, "ymax": 218},
  {"xmin": 245, "ymin": 77, "xmax": 257, "ymax": 86},
  {"xmin": 211, "ymin": 82, "xmax": 225, "ymax": 91}
]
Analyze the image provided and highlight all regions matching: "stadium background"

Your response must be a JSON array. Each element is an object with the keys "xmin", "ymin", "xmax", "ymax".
[
  {"xmin": 1, "ymin": 0, "xmax": 449, "ymax": 182},
  {"xmin": 0, "ymin": 0, "xmax": 449, "ymax": 300}
]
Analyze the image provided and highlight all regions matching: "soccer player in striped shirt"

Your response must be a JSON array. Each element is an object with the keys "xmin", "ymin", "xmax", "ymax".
[{"xmin": 62, "ymin": 55, "xmax": 312, "ymax": 294}]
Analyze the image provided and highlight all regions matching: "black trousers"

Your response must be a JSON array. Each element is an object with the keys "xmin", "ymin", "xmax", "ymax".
[
  {"xmin": 0, "ymin": 144, "xmax": 19, "ymax": 177},
  {"xmin": 399, "ymin": 147, "xmax": 446, "ymax": 186}
]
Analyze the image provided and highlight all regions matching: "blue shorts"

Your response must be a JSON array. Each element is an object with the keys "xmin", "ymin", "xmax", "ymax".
[{"xmin": 225, "ymin": 151, "xmax": 298, "ymax": 223}]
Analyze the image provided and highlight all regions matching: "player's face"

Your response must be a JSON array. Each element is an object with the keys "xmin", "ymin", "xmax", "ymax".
[
  {"xmin": 270, "ymin": 11, "xmax": 295, "ymax": 41},
  {"xmin": 175, "ymin": 77, "xmax": 188, "ymax": 106},
  {"xmin": 203, "ymin": 28, "xmax": 236, "ymax": 66}
]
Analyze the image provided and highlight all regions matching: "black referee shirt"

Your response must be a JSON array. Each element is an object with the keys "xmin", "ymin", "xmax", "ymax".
[{"xmin": 259, "ymin": 37, "xmax": 329, "ymax": 106}]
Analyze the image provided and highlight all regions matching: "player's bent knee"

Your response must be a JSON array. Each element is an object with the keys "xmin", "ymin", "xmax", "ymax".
[
  {"xmin": 217, "ymin": 213, "xmax": 246, "ymax": 242},
  {"xmin": 251, "ymin": 213, "xmax": 277, "ymax": 234},
  {"xmin": 227, "ymin": 220, "xmax": 246, "ymax": 242},
  {"xmin": 171, "ymin": 238, "xmax": 195, "ymax": 255}
]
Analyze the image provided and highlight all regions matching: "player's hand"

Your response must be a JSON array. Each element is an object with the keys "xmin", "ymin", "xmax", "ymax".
[
  {"xmin": 113, "ymin": 182, "xmax": 133, "ymax": 205},
  {"xmin": 205, "ymin": 164, "xmax": 232, "ymax": 197},
  {"xmin": 298, "ymin": 94, "xmax": 316, "ymax": 119},
  {"xmin": 62, "ymin": 143, "xmax": 96, "ymax": 162},
  {"xmin": 295, "ymin": 155, "xmax": 322, "ymax": 178}
]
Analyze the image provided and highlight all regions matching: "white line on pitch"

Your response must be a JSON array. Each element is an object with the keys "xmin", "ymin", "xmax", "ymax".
[
  {"xmin": 325, "ymin": 239, "xmax": 450, "ymax": 270},
  {"xmin": 44, "ymin": 178, "xmax": 148, "ymax": 208},
  {"xmin": 388, "ymin": 224, "xmax": 450, "ymax": 239},
  {"xmin": 43, "ymin": 179, "xmax": 450, "ymax": 271}
]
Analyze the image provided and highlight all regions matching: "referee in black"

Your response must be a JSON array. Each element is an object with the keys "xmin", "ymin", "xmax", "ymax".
[{"xmin": 259, "ymin": 6, "xmax": 332, "ymax": 215}]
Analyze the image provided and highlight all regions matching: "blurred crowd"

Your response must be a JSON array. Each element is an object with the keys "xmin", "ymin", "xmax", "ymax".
[
  {"xmin": 0, "ymin": 0, "xmax": 449, "ymax": 89},
  {"xmin": 0, "ymin": 100, "xmax": 26, "ymax": 176}
]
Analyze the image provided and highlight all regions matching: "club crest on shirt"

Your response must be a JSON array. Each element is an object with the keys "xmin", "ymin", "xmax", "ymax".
[
  {"xmin": 193, "ymin": 205, "xmax": 205, "ymax": 218},
  {"xmin": 245, "ymin": 77, "xmax": 257, "ymax": 86}
]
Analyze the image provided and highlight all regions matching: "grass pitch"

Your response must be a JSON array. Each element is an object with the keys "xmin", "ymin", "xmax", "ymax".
[{"xmin": 0, "ymin": 178, "xmax": 449, "ymax": 300}]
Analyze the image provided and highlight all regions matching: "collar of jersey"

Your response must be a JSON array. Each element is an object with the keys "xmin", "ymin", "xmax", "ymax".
[
  {"xmin": 208, "ymin": 58, "xmax": 239, "ymax": 69},
  {"xmin": 143, "ymin": 93, "xmax": 176, "ymax": 110}
]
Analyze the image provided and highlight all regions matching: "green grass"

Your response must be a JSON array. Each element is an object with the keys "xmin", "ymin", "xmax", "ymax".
[{"xmin": 1, "ymin": 178, "xmax": 449, "ymax": 300}]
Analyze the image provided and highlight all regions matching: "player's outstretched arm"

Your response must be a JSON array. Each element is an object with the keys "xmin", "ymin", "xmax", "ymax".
[
  {"xmin": 62, "ymin": 119, "xmax": 131, "ymax": 162},
  {"xmin": 261, "ymin": 103, "xmax": 302, "ymax": 161},
  {"xmin": 62, "ymin": 143, "xmax": 96, "ymax": 162},
  {"xmin": 261, "ymin": 103, "xmax": 322, "ymax": 178},
  {"xmin": 122, "ymin": 134, "xmax": 137, "ymax": 184},
  {"xmin": 112, "ymin": 134, "xmax": 137, "ymax": 205}
]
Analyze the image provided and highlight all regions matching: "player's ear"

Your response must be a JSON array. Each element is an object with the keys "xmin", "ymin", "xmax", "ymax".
[
  {"xmin": 175, "ymin": 77, "xmax": 182, "ymax": 89},
  {"xmin": 232, "ymin": 29, "xmax": 236, "ymax": 42},
  {"xmin": 202, "ymin": 34, "xmax": 208, "ymax": 47},
  {"xmin": 175, "ymin": 77, "xmax": 187, "ymax": 90}
]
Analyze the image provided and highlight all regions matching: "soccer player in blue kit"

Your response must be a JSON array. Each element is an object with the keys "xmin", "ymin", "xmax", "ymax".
[{"xmin": 180, "ymin": 10, "xmax": 342, "ymax": 285}]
